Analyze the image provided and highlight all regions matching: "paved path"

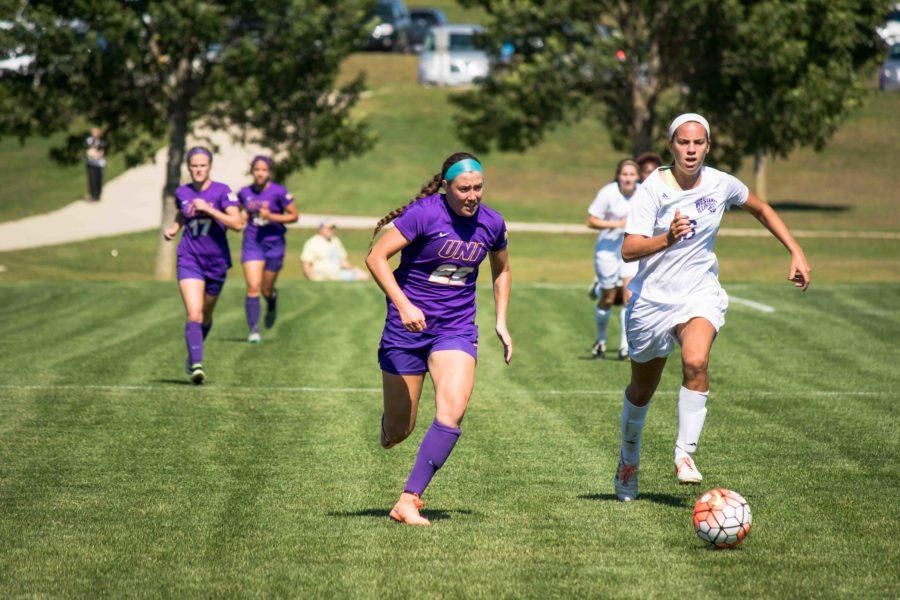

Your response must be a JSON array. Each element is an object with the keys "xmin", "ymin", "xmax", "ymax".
[{"xmin": 1, "ymin": 133, "xmax": 898, "ymax": 252}]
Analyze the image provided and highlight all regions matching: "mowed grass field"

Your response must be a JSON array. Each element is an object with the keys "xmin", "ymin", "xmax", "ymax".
[{"xmin": 0, "ymin": 276, "xmax": 897, "ymax": 596}]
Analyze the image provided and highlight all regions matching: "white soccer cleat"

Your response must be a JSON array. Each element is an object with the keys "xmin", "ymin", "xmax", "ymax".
[
  {"xmin": 614, "ymin": 456, "xmax": 638, "ymax": 501},
  {"xmin": 591, "ymin": 340, "xmax": 607, "ymax": 359},
  {"xmin": 247, "ymin": 332, "xmax": 261, "ymax": 344},
  {"xmin": 675, "ymin": 455, "xmax": 703, "ymax": 484}
]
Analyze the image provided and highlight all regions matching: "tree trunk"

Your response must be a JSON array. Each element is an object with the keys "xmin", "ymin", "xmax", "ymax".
[
  {"xmin": 754, "ymin": 148, "xmax": 767, "ymax": 201},
  {"xmin": 153, "ymin": 104, "xmax": 189, "ymax": 280}
]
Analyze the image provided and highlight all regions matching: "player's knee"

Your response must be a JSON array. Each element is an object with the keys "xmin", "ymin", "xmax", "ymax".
[
  {"xmin": 261, "ymin": 284, "xmax": 274, "ymax": 298},
  {"xmin": 246, "ymin": 283, "xmax": 261, "ymax": 296},
  {"xmin": 186, "ymin": 311, "xmax": 203, "ymax": 323},
  {"xmin": 383, "ymin": 421, "xmax": 413, "ymax": 446},
  {"xmin": 682, "ymin": 353, "xmax": 709, "ymax": 380},
  {"xmin": 626, "ymin": 383, "xmax": 654, "ymax": 406}
]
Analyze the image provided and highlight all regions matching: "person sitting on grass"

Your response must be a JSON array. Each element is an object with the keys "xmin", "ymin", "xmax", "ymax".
[{"xmin": 300, "ymin": 221, "xmax": 369, "ymax": 281}]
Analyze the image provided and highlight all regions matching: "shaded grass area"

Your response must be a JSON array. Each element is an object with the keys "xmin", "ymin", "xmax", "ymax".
[
  {"xmin": 0, "ymin": 280, "xmax": 897, "ymax": 595},
  {"xmin": 0, "ymin": 133, "xmax": 128, "ymax": 222},
  {"xmin": 1, "ymin": 227, "xmax": 898, "ymax": 284}
]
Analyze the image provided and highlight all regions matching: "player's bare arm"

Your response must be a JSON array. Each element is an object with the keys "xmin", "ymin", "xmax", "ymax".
[
  {"xmin": 193, "ymin": 199, "xmax": 243, "ymax": 231},
  {"xmin": 740, "ymin": 193, "xmax": 811, "ymax": 290},
  {"xmin": 621, "ymin": 210, "xmax": 694, "ymax": 262},
  {"xmin": 366, "ymin": 227, "xmax": 426, "ymax": 332},
  {"xmin": 164, "ymin": 211, "xmax": 184, "ymax": 240},
  {"xmin": 489, "ymin": 247, "xmax": 512, "ymax": 365}
]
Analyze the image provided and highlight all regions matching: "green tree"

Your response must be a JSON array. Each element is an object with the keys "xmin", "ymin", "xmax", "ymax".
[
  {"xmin": 0, "ymin": 0, "xmax": 374, "ymax": 278},
  {"xmin": 454, "ymin": 0, "xmax": 886, "ymax": 195}
]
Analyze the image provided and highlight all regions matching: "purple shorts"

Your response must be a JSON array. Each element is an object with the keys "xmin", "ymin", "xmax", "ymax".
[
  {"xmin": 242, "ymin": 235, "xmax": 286, "ymax": 272},
  {"xmin": 378, "ymin": 335, "xmax": 478, "ymax": 375},
  {"xmin": 177, "ymin": 254, "xmax": 228, "ymax": 296}
]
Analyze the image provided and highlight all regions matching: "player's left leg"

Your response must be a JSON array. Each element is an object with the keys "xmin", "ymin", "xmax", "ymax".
[
  {"xmin": 202, "ymin": 292, "xmax": 220, "ymax": 341},
  {"xmin": 673, "ymin": 317, "xmax": 717, "ymax": 483},
  {"xmin": 261, "ymin": 267, "xmax": 280, "ymax": 329},
  {"xmin": 392, "ymin": 349, "xmax": 475, "ymax": 526},
  {"xmin": 243, "ymin": 260, "xmax": 264, "ymax": 341},
  {"xmin": 594, "ymin": 288, "xmax": 617, "ymax": 359}
]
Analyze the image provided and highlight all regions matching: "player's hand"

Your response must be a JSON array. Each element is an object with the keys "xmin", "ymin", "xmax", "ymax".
[
  {"xmin": 258, "ymin": 205, "xmax": 271, "ymax": 219},
  {"xmin": 399, "ymin": 302, "xmax": 427, "ymax": 332},
  {"xmin": 163, "ymin": 224, "xmax": 179, "ymax": 241},
  {"xmin": 193, "ymin": 199, "xmax": 212, "ymax": 214},
  {"xmin": 787, "ymin": 252, "xmax": 811, "ymax": 291},
  {"xmin": 667, "ymin": 209, "xmax": 693, "ymax": 244},
  {"xmin": 495, "ymin": 323, "xmax": 513, "ymax": 365}
]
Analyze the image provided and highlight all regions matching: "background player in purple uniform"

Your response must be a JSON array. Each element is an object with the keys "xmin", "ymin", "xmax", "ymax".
[
  {"xmin": 366, "ymin": 152, "xmax": 512, "ymax": 526},
  {"xmin": 163, "ymin": 147, "xmax": 242, "ymax": 384},
  {"xmin": 238, "ymin": 155, "xmax": 299, "ymax": 343}
]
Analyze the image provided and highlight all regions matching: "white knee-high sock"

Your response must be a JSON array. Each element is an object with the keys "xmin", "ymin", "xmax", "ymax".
[
  {"xmin": 675, "ymin": 386, "xmax": 708, "ymax": 460},
  {"xmin": 595, "ymin": 306, "xmax": 611, "ymax": 344},
  {"xmin": 620, "ymin": 393, "xmax": 650, "ymax": 465},
  {"xmin": 619, "ymin": 307, "xmax": 629, "ymax": 352}
]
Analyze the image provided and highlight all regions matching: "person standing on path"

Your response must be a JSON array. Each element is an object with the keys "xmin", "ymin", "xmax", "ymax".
[{"xmin": 85, "ymin": 127, "xmax": 106, "ymax": 201}]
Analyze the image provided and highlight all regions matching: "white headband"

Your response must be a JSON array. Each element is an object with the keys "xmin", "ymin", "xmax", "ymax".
[{"xmin": 668, "ymin": 113, "xmax": 710, "ymax": 140}]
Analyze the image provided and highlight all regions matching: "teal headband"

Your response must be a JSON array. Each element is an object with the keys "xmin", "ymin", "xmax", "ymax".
[{"xmin": 444, "ymin": 158, "xmax": 483, "ymax": 182}]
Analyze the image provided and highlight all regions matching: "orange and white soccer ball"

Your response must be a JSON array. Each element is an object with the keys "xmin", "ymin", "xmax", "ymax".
[{"xmin": 692, "ymin": 488, "xmax": 752, "ymax": 548}]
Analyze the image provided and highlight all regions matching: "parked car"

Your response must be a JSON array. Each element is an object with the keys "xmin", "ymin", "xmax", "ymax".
[
  {"xmin": 0, "ymin": 19, "xmax": 34, "ymax": 76},
  {"xmin": 878, "ymin": 4, "xmax": 900, "ymax": 45},
  {"xmin": 880, "ymin": 43, "xmax": 900, "ymax": 91},
  {"xmin": 408, "ymin": 8, "xmax": 447, "ymax": 53},
  {"xmin": 418, "ymin": 25, "xmax": 489, "ymax": 87},
  {"xmin": 365, "ymin": 0, "xmax": 412, "ymax": 52}
]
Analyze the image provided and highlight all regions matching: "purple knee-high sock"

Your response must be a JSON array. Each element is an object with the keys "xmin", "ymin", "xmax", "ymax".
[
  {"xmin": 185, "ymin": 321, "xmax": 203, "ymax": 365},
  {"xmin": 404, "ymin": 419, "xmax": 462, "ymax": 496},
  {"xmin": 245, "ymin": 296, "xmax": 260, "ymax": 333},
  {"xmin": 201, "ymin": 319, "xmax": 213, "ymax": 340}
]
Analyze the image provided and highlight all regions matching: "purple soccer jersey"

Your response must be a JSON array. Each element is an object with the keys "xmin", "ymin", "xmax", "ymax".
[
  {"xmin": 238, "ymin": 182, "xmax": 294, "ymax": 240},
  {"xmin": 175, "ymin": 181, "xmax": 238, "ymax": 264},
  {"xmin": 381, "ymin": 194, "xmax": 508, "ymax": 346},
  {"xmin": 238, "ymin": 182, "xmax": 293, "ymax": 269}
]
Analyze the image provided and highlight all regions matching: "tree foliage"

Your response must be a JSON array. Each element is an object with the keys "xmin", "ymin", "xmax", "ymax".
[
  {"xmin": 0, "ymin": 0, "xmax": 374, "ymax": 173},
  {"xmin": 454, "ymin": 0, "xmax": 887, "ymax": 170},
  {"xmin": 0, "ymin": 0, "xmax": 375, "ymax": 277}
]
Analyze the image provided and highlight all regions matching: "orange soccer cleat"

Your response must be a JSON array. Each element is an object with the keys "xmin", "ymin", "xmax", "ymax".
[{"xmin": 388, "ymin": 492, "xmax": 430, "ymax": 526}]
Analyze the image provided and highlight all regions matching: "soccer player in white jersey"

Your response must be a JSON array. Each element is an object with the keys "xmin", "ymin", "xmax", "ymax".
[
  {"xmin": 587, "ymin": 159, "xmax": 640, "ymax": 360},
  {"xmin": 613, "ymin": 113, "xmax": 811, "ymax": 501}
]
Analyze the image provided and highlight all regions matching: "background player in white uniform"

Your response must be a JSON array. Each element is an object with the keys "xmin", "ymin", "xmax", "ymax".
[
  {"xmin": 613, "ymin": 113, "xmax": 811, "ymax": 501},
  {"xmin": 587, "ymin": 158, "xmax": 640, "ymax": 360}
]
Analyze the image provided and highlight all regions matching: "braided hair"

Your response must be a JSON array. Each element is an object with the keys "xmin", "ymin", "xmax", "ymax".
[{"xmin": 370, "ymin": 151, "xmax": 480, "ymax": 245}]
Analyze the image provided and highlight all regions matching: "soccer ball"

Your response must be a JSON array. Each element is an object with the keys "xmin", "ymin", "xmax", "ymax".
[{"xmin": 692, "ymin": 488, "xmax": 752, "ymax": 548}]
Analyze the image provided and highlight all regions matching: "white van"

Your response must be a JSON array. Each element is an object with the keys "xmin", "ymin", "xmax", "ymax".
[{"xmin": 418, "ymin": 25, "xmax": 489, "ymax": 87}]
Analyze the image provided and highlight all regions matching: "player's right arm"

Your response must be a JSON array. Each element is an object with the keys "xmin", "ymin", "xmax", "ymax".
[
  {"xmin": 164, "ymin": 211, "xmax": 184, "ymax": 241},
  {"xmin": 622, "ymin": 210, "xmax": 693, "ymax": 261},
  {"xmin": 366, "ymin": 227, "xmax": 427, "ymax": 332},
  {"xmin": 621, "ymin": 185, "xmax": 692, "ymax": 262},
  {"xmin": 586, "ymin": 187, "xmax": 625, "ymax": 230}
]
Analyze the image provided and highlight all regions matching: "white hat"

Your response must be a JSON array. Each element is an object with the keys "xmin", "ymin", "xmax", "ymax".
[{"xmin": 668, "ymin": 113, "xmax": 710, "ymax": 140}]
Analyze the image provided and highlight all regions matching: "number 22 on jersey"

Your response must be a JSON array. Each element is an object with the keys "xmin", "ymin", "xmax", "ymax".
[{"xmin": 429, "ymin": 263, "xmax": 473, "ymax": 286}]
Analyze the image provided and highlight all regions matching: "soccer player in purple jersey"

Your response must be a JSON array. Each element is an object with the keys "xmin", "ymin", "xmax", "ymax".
[
  {"xmin": 238, "ymin": 155, "xmax": 299, "ymax": 343},
  {"xmin": 163, "ymin": 147, "xmax": 243, "ymax": 384},
  {"xmin": 366, "ymin": 152, "xmax": 512, "ymax": 526}
]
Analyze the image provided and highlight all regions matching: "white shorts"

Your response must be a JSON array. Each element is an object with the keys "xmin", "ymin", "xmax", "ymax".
[
  {"xmin": 625, "ymin": 287, "xmax": 729, "ymax": 363},
  {"xmin": 594, "ymin": 251, "xmax": 639, "ymax": 289}
]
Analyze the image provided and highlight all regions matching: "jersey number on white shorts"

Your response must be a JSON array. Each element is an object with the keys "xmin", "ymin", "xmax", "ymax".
[
  {"xmin": 189, "ymin": 218, "xmax": 213, "ymax": 237},
  {"xmin": 429, "ymin": 263, "xmax": 473, "ymax": 286}
]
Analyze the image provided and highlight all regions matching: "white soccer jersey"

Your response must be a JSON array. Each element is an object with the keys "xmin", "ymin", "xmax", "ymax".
[
  {"xmin": 625, "ymin": 165, "xmax": 749, "ymax": 304},
  {"xmin": 587, "ymin": 181, "xmax": 634, "ymax": 253}
]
